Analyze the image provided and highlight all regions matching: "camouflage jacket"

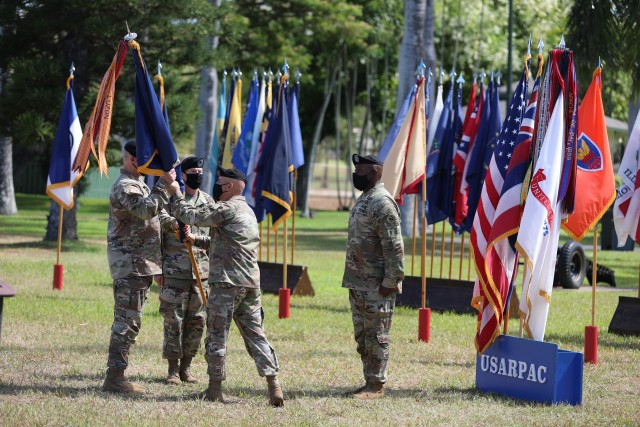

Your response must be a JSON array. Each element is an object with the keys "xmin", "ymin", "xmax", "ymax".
[
  {"xmin": 107, "ymin": 168, "xmax": 170, "ymax": 280},
  {"xmin": 172, "ymin": 194, "xmax": 260, "ymax": 288},
  {"xmin": 159, "ymin": 190, "xmax": 214, "ymax": 282},
  {"xmin": 342, "ymin": 183, "xmax": 405, "ymax": 292}
]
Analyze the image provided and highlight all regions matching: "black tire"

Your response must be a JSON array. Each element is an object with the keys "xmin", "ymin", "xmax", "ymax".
[{"xmin": 556, "ymin": 241, "xmax": 586, "ymax": 289}]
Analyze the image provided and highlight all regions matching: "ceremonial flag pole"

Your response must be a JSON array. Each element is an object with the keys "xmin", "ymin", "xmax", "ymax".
[
  {"xmin": 412, "ymin": 194, "xmax": 418, "ymax": 275},
  {"xmin": 54, "ymin": 203, "xmax": 64, "ymax": 290},
  {"xmin": 459, "ymin": 233, "xmax": 465, "ymax": 280},
  {"xmin": 419, "ymin": 64, "xmax": 430, "ymax": 343},
  {"xmin": 48, "ymin": 63, "xmax": 82, "ymax": 291},
  {"xmin": 431, "ymin": 226, "xmax": 437, "ymax": 278},
  {"xmin": 439, "ymin": 222, "xmax": 445, "ymax": 278},
  {"xmin": 562, "ymin": 61, "xmax": 614, "ymax": 363},
  {"xmin": 449, "ymin": 228, "xmax": 455, "ymax": 279},
  {"xmin": 260, "ymin": 65, "xmax": 294, "ymax": 318},
  {"xmin": 267, "ymin": 213, "xmax": 271, "ymax": 261},
  {"xmin": 275, "ymin": 224, "xmax": 279, "ymax": 262},
  {"xmin": 289, "ymin": 70, "xmax": 305, "ymax": 266},
  {"xmin": 156, "ymin": 59, "xmax": 207, "ymax": 305},
  {"xmin": 291, "ymin": 170, "xmax": 297, "ymax": 264}
]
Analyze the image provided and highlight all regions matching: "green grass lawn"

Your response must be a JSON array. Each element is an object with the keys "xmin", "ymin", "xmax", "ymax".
[{"xmin": 0, "ymin": 194, "xmax": 638, "ymax": 425}]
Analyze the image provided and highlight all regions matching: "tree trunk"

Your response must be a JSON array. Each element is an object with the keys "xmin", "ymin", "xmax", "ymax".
[
  {"xmin": 299, "ymin": 62, "xmax": 339, "ymax": 217},
  {"xmin": 396, "ymin": 0, "xmax": 437, "ymax": 236},
  {"xmin": 0, "ymin": 135, "xmax": 17, "ymax": 216},
  {"xmin": 198, "ymin": 0, "xmax": 222, "ymax": 193},
  {"xmin": 196, "ymin": 66, "xmax": 218, "ymax": 192},
  {"xmin": 0, "ymin": 57, "xmax": 17, "ymax": 216},
  {"xmin": 45, "ymin": 199, "xmax": 78, "ymax": 241}
]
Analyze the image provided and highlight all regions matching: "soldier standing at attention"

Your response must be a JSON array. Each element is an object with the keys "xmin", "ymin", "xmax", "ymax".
[
  {"xmin": 102, "ymin": 140, "xmax": 176, "ymax": 394},
  {"xmin": 157, "ymin": 156, "xmax": 214, "ymax": 385},
  {"xmin": 343, "ymin": 154, "xmax": 404, "ymax": 400},
  {"xmin": 167, "ymin": 167, "xmax": 284, "ymax": 407}
]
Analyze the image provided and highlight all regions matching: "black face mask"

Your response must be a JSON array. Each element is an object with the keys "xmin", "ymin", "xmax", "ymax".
[
  {"xmin": 185, "ymin": 173, "xmax": 203, "ymax": 190},
  {"xmin": 352, "ymin": 172, "xmax": 371, "ymax": 191},
  {"xmin": 212, "ymin": 183, "xmax": 225, "ymax": 201}
]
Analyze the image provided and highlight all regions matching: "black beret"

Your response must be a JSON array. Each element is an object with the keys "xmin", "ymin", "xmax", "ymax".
[
  {"xmin": 181, "ymin": 155, "xmax": 204, "ymax": 171},
  {"xmin": 124, "ymin": 140, "xmax": 136, "ymax": 157},
  {"xmin": 218, "ymin": 166, "xmax": 247, "ymax": 183},
  {"xmin": 352, "ymin": 153, "xmax": 382, "ymax": 166}
]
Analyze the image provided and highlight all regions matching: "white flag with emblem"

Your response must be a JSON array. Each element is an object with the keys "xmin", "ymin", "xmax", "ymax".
[{"xmin": 516, "ymin": 93, "xmax": 565, "ymax": 341}]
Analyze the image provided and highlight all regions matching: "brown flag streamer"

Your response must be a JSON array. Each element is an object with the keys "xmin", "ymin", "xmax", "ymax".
[{"xmin": 72, "ymin": 40, "xmax": 128, "ymax": 175}]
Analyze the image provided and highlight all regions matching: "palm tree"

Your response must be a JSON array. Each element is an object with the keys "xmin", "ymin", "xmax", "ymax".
[{"xmin": 396, "ymin": 0, "xmax": 437, "ymax": 236}]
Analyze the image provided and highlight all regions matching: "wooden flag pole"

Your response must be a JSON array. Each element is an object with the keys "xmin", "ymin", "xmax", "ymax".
[
  {"xmin": 411, "ymin": 194, "xmax": 418, "ymax": 276},
  {"xmin": 291, "ymin": 170, "xmax": 298, "ymax": 265},
  {"xmin": 519, "ymin": 263, "xmax": 527, "ymax": 338},
  {"xmin": 591, "ymin": 227, "xmax": 598, "ymax": 327},
  {"xmin": 259, "ymin": 221, "xmax": 263, "ymax": 261},
  {"xmin": 467, "ymin": 240, "xmax": 472, "ymax": 280},
  {"xmin": 279, "ymin": 216, "xmax": 291, "ymax": 318},
  {"xmin": 430, "ymin": 222, "xmax": 436, "ymax": 277},
  {"xmin": 459, "ymin": 233, "xmax": 465, "ymax": 280},
  {"xmin": 56, "ymin": 203, "xmax": 64, "ymax": 265},
  {"xmin": 283, "ymin": 220, "xmax": 288, "ymax": 289},
  {"xmin": 267, "ymin": 213, "xmax": 271, "ymax": 262},
  {"xmin": 185, "ymin": 242, "xmax": 207, "ymax": 305},
  {"xmin": 448, "ymin": 229, "xmax": 455, "ymax": 279},
  {"xmin": 439, "ymin": 222, "xmax": 446, "ymax": 278},
  {"xmin": 418, "ymin": 170, "xmax": 430, "ymax": 342},
  {"xmin": 275, "ymin": 223, "xmax": 279, "ymax": 263},
  {"xmin": 585, "ymin": 226, "xmax": 599, "ymax": 364},
  {"xmin": 53, "ymin": 203, "xmax": 65, "ymax": 290}
]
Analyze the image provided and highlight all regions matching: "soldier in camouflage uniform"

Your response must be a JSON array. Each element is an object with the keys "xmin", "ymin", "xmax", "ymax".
[
  {"xmin": 157, "ymin": 156, "xmax": 213, "ymax": 385},
  {"xmin": 342, "ymin": 154, "xmax": 405, "ymax": 400},
  {"xmin": 102, "ymin": 140, "xmax": 176, "ymax": 395},
  {"xmin": 167, "ymin": 167, "xmax": 284, "ymax": 407}
]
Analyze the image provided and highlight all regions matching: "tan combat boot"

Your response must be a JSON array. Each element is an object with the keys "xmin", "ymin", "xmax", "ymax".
[
  {"xmin": 166, "ymin": 359, "xmax": 180, "ymax": 385},
  {"xmin": 199, "ymin": 377, "xmax": 225, "ymax": 402},
  {"xmin": 353, "ymin": 382, "xmax": 384, "ymax": 400},
  {"xmin": 179, "ymin": 356, "xmax": 197, "ymax": 383},
  {"xmin": 266, "ymin": 375, "xmax": 284, "ymax": 407},
  {"xmin": 102, "ymin": 368, "xmax": 145, "ymax": 394},
  {"xmin": 345, "ymin": 382, "xmax": 369, "ymax": 397}
]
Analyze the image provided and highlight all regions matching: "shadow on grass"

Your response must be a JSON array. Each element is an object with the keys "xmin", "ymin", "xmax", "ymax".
[
  {"xmin": 0, "ymin": 239, "xmax": 103, "ymax": 253},
  {"xmin": 545, "ymin": 332, "xmax": 640, "ymax": 351}
]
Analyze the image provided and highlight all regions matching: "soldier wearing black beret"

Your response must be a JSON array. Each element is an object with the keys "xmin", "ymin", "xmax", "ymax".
[
  {"xmin": 343, "ymin": 152, "xmax": 404, "ymax": 399},
  {"xmin": 156, "ymin": 155, "xmax": 213, "ymax": 385}
]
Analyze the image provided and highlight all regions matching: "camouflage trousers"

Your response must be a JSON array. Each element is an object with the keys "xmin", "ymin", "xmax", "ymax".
[
  {"xmin": 348, "ymin": 289, "xmax": 396, "ymax": 384},
  {"xmin": 205, "ymin": 282, "xmax": 279, "ymax": 381},
  {"xmin": 107, "ymin": 276, "xmax": 152, "ymax": 370},
  {"xmin": 159, "ymin": 279, "xmax": 208, "ymax": 360}
]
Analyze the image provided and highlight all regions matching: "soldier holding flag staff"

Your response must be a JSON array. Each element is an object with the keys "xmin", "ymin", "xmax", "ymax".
[
  {"xmin": 102, "ymin": 140, "xmax": 176, "ymax": 395},
  {"xmin": 167, "ymin": 167, "xmax": 284, "ymax": 407},
  {"xmin": 157, "ymin": 156, "xmax": 214, "ymax": 385}
]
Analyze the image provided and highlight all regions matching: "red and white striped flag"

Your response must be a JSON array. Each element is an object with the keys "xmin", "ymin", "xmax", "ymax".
[
  {"xmin": 452, "ymin": 82, "xmax": 478, "ymax": 230},
  {"xmin": 471, "ymin": 63, "xmax": 529, "ymax": 352}
]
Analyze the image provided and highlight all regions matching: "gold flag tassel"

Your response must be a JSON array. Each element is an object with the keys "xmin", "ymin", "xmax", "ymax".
[{"xmin": 72, "ymin": 40, "xmax": 128, "ymax": 176}]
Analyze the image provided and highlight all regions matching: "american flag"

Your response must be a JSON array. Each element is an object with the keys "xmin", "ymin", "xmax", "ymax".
[
  {"xmin": 471, "ymin": 61, "xmax": 531, "ymax": 353},
  {"xmin": 451, "ymin": 82, "xmax": 478, "ymax": 231}
]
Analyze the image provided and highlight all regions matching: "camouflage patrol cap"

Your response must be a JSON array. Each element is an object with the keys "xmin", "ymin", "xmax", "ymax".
[
  {"xmin": 124, "ymin": 140, "xmax": 136, "ymax": 157},
  {"xmin": 218, "ymin": 166, "xmax": 247, "ymax": 183},
  {"xmin": 352, "ymin": 153, "xmax": 382, "ymax": 166},
  {"xmin": 181, "ymin": 155, "xmax": 204, "ymax": 170}
]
